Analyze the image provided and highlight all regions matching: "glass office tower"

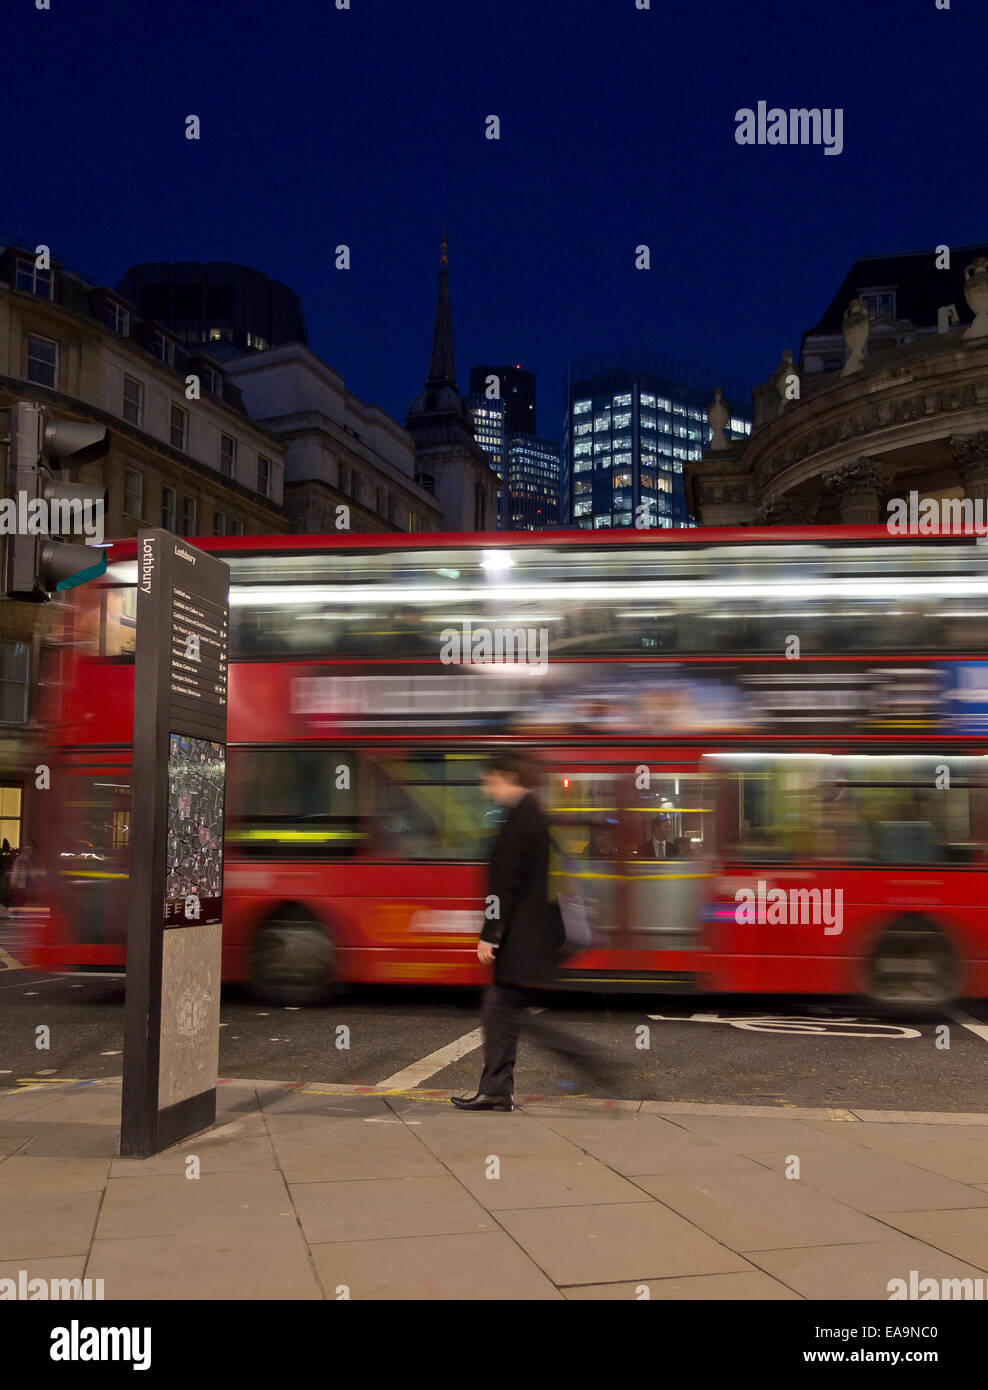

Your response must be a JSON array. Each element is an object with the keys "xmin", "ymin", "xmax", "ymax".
[
  {"xmin": 506, "ymin": 433, "xmax": 560, "ymax": 529},
  {"xmin": 562, "ymin": 352, "xmax": 752, "ymax": 528},
  {"xmin": 470, "ymin": 394, "xmax": 508, "ymax": 527}
]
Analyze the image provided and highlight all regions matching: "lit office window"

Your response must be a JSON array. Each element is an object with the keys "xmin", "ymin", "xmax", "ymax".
[{"xmin": 0, "ymin": 783, "xmax": 23, "ymax": 845}]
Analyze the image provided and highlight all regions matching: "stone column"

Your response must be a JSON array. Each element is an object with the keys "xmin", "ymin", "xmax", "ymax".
[
  {"xmin": 824, "ymin": 457, "xmax": 886, "ymax": 525},
  {"xmin": 952, "ymin": 432, "xmax": 988, "ymax": 503}
]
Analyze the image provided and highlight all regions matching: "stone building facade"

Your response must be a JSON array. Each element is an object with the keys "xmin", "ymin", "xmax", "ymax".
[
  {"xmin": 225, "ymin": 344, "xmax": 441, "ymax": 534},
  {"xmin": 686, "ymin": 250, "xmax": 988, "ymax": 527},
  {"xmin": 0, "ymin": 240, "xmax": 288, "ymax": 851}
]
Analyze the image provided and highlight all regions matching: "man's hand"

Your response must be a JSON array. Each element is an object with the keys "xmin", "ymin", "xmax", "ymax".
[{"xmin": 477, "ymin": 940, "xmax": 496, "ymax": 965}]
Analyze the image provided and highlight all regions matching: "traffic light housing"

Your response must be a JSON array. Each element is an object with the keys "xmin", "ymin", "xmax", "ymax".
[{"xmin": 3, "ymin": 401, "xmax": 109, "ymax": 601}]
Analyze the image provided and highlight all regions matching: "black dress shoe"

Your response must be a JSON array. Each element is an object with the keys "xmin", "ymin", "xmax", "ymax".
[{"xmin": 450, "ymin": 1092, "xmax": 514, "ymax": 1111}]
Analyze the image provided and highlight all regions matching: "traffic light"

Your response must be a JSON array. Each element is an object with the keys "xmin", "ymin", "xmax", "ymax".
[{"xmin": 3, "ymin": 401, "xmax": 109, "ymax": 601}]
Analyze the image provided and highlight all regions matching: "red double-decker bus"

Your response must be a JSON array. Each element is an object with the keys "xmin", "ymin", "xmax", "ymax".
[{"xmin": 33, "ymin": 526, "xmax": 988, "ymax": 1009}]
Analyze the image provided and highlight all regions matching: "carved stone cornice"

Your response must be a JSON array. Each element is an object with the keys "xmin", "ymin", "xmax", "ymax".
[
  {"xmin": 951, "ymin": 431, "xmax": 988, "ymax": 467},
  {"xmin": 823, "ymin": 457, "xmax": 887, "ymax": 495},
  {"xmin": 739, "ymin": 333, "xmax": 988, "ymax": 490},
  {"xmin": 754, "ymin": 494, "xmax": 817, "ymax": 525}
]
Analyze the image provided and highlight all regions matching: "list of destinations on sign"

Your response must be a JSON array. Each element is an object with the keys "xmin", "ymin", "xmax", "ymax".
[{"xmin": 167, "ymin": 573, "xmax": 229, "ymax": 740}]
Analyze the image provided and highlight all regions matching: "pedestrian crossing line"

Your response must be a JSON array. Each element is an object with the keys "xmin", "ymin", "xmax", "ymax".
[
  {"xmin": 374, "ymin": 1027, "xmax": 485, "ymax": 1089},
  {"xmin": 948, "ymin": 1008, "xmax": 988, "ymax": 1046}
]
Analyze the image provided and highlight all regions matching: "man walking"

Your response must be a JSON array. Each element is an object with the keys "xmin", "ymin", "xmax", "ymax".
[{"xmin": 451, "ymin": 751, "xmax": 611, "ymax": 1112}]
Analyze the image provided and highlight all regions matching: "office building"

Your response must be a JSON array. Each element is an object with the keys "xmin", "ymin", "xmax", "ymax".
[
  {"xmin": 562, "ymin": 351, "xmax": 752, "ymax": 529},
  {"xmin": 469, "ymin": 363, "xmax": 536, "ymax": 434},
  {"xmin": 505, "ymin": 433, "xmax": 560, "ymax": 529},
  {"xmin": 116, "ymin": 261, "xmax": 306, "ymax": 361}
]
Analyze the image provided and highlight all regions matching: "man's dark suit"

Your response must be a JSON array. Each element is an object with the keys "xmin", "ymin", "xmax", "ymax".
[
  {"xmin": 480, "ymin": 793, "xmax": 562, "ymax": 986},
  {"xmin": 475, "ymin": 793, "xmax": 594, "ymax": 1098},
  {"xmin": 634, "ymin": 838, "xmax": 680, "ymax": 859}
]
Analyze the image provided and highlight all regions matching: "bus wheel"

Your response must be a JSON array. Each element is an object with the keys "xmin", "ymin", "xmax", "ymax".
[
  {"xmin": 865, "ymin": 915, "xmax": 961, "ymax": 1014},
  {"xmin": 249, "ymin": 907, "xmax": 335, "ymax": 1006}
]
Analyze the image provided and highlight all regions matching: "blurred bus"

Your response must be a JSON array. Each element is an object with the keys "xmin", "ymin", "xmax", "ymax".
[{"xmin": 32, "ymin": 526, "xmax": 988, "ymax": 1008}]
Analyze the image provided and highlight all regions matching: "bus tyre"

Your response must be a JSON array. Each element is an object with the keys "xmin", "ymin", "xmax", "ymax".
[
  {"xmin": 248, "ymin": 907, "xmax": 335, "ymax": 1006},
  {"xmin": 865, "ymin": 914, "xmax": 961, "ymax": 1015}
]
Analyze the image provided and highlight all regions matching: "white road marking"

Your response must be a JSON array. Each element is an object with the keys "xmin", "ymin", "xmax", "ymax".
[
  {"xmin": 948, "ymin": 1008, "xmax": 988, "ymax": 1045},
  {"xmin": 376, "ymin": 1028, "xmax": 484, "ymax": 1089}
]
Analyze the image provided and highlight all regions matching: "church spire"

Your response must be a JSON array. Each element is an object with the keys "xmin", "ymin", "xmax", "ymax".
[{"xmin": 426, "ymin": 225, "xmax": 457, "ymax": 388}]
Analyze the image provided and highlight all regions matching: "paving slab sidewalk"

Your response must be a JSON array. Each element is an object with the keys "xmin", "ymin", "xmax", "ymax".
[{"xmin": 1, "ymin": 1078, "xmax": 987, "ymax": 1301}]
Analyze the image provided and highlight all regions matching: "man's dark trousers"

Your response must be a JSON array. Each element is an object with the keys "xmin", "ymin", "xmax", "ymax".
[
  {"xmin": 478, "ymin": 983, "xmax": 598, "ymax": 1097},
  {"xmin": 477, "ymin": 791, "xmax": 599, "ymax": 1098}
]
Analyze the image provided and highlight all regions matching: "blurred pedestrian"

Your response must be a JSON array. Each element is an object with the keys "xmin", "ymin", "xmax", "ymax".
[
  {"xmin": 451, "ymin": 752, "xmax": 613, "ymax": 1112},
  {"xmin": 0, "ymin": 838, "xmax": 12, "ymax": 911},
  {"xmin": 10, "ymin": 846, "xmax": 35, "ymax": 907}
]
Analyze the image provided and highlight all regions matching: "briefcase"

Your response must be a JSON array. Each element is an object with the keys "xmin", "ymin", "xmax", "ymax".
[{"xmin": 554, "ymin": 892, "xmax": 596, "ymax": 962}]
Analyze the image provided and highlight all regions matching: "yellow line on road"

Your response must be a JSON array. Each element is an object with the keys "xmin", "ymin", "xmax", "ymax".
[{"xmin": 0, "ymin": 946, "xmax": 24, "ymax": 971}]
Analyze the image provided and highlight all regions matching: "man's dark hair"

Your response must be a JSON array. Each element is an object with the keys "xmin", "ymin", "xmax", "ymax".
[{"xmin": 486, "ymin": 751, "xmax": 540, "ymax": 790}]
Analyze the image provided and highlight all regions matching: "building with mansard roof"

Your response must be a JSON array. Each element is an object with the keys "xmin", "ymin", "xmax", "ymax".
[{"xmin": 685, "ymin": 246, "xmax": 988, "ymax": 526}]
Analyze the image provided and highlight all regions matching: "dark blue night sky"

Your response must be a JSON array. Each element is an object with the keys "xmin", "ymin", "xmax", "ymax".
[{"xmin": 7, "ymin": 0, "xmax": 984, "ymax": 432}]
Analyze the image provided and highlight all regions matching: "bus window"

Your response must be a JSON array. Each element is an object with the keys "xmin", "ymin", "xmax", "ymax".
[
  {"xmin": 371, "ymin": 754, "xmax": 495, "ymax": 861},
  {"xmin": 54, "ymin": 771, "xmax": 132, "ymax": 946},
  {"xmin": 545, "ymin": 769, "xmax": 620, "ymax": 944},
  {"xmin": 623, "ymin": 770, "xmax": 714, "ymax": 947},
  {"xmin": 103, "ymin": 586, "xmax": 137, "ymax": 658},
  {"xmin": 714, "ymin": 755, "xmax": 988, "ymax": 867},
  {"xmin": 227, "ymin": 747, "xmax": 363, "ymax": 857}
]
